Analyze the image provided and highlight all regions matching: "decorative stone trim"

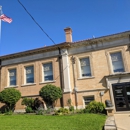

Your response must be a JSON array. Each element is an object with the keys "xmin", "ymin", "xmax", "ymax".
[
  {"xmin": 21, "ymin": 83, "xmax": 36, "ymax": 87},
  {"xmin": 39, "ymin": 80, "xmax": 56, "ymax": 84},
  {"xmin": 76, "ymin": 88, "xmax": 108, "ymax": 93},
  {"xmin": 4, "ymin": 85, "xmax": 18, "ymax": 88},
  {"xmin": 77, "ymin": 76, "xmax": 95, "ymax": 80}
]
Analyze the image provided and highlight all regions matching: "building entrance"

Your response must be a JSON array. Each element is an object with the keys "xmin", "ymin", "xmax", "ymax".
[{"xmin": 112, "ymin": 82, "xmax": 130, "ymax": 111}]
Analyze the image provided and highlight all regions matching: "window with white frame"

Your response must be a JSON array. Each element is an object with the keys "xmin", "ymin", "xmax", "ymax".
[
  {"xmin": 43, "ymin": 63, "xmax": 53, "ymax": 81},
  {"xmin": 83, "ymin": 96, "xmax": 94, "ymax": 105},
  {"xmin": 80, "ymin": 57, "xmax": 91, "ymax": 77},
  {"xmin": 9, "ymin": 69, "xmax": 16, "ymax": 86},
  {"xmin": 110, "ymin": 52, "xmax": 125, "ymax": 73},
  {"xmin": 25, "ymin": 66, "xmax": 34, "ymax": 83}
]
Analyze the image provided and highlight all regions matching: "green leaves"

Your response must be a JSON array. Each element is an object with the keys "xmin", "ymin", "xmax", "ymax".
[
  {"xmin": 39, "ymin": 84, "xmax": 62, "ymax": 106},
  {"xmin": 86, "ymin": 101, "xmax": 105, "ymax": 113},
  {"xmin": 0, "ymin": 88, "xmax": 21, "ymax": 110}
]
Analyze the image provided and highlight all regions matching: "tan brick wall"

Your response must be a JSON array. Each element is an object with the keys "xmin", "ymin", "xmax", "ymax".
[
  {"xmin": 1, "ymin": 44, "xmax": 130, "ymax": 111},
  {"xmin": 68, "ymin": 45, "xmax": 130, "ymax": 108},
  {"xmin": 0, "ymin": 57, "xmax": 62, "ymax": 109}
]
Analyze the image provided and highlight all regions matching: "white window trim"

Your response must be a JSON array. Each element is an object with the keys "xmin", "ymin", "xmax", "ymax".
[
  {"xmin": 8, "ymin": 68, "xmax": 17, "ymax": 87},
  {"xmin": 105, "ymin": 47, "xmax": 128, "ymax": 74},
  {"xmin": 5, "ymin": 85, "xmax": 18, "ymax": 89},
  {"xmin": 42, "ymin": 62, "xmax": 54, "ymax": 82},
  {"xmin": 83, "ymin": 95, "xmax": 95, "ymax": 107},
  {"xmin": 24, "ymin": 65, "xmax": 35, "ymax": 84},
  {"xmin": 39, "ymin": 80, "xmax": 56, "ymax": 84},
  {"xmin": 75, "ymin": 53, "xmax": 94, "ymax": 79},
  {"xmin": 21, "ymin": 83, "xmax": 36, "ymax": 87}
]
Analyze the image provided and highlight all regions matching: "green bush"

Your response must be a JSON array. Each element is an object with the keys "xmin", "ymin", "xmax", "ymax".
[
  {"xmin": 55, "ymin": 108, "xmax": 69, "ymax": 115},
  {"xmin": 86, "ymin": 101, "xmax": 105, "ymax": 113},
  {"xmin": 22, "ymin": 98, "xmax": 34, "ymax": 108},
  {"xmin": 69, "ymin": 106, "xmax": 74, "ymax": 111},
  {"xmin": 25, "ymin": 106, "xmax": 34, "ymax": 113},
  {"xmin": 39, "ymin": 84, "xmax": 62, "ymax": 107},
  {"xmin": 0, "ymin": 88, "xmax": 21, "ymax": 111},
  {"xmin": 76, "ymin": 109, "xmax": 84, "ymax": 114}
]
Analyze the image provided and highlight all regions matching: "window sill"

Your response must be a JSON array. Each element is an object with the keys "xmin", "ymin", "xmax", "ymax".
[
  {"xmin": 78, "ymin": 76, "xmax": 95, "ymax": 80},
  {"xmin": 5, "ymin": 85, "xmax": 18, "ymax": 88},
  {"xmin": 21, "ymin": 83, "xmax": 36, "ymax": 87},
  {"xmin": 39, "ymin": 80, "xmax": 56, "ymax": 84},
  {"xmin": 110, "ymin": 72, "xmax": 128, "ymax": 75}
]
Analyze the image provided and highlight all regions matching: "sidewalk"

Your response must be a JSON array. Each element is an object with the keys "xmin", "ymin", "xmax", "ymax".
[
  {"xmin": 104, "ymin": 116, "xmax": 117, "ymax": 130},
  {"xmin": 114, "ymin": 113, "xmax": 130, "ymax": 130}
]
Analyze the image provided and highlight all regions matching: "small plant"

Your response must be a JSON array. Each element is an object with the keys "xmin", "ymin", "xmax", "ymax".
[
  {"xmin": 69, "ymin": 106, "xmax": 74, "ymax": 111},
  {"xmin": 25, "ymin": 106, "xmax": 34, "ymax": 113},
  {"xmin": 55, "ymin": 107, "xmax": 69, "ymax": 115},
  {"xmin": 76, "ymin": 109, "xmax": 84, "ymax": 114},
  {"xmin": 22, "ymin": 98, "xmax": 34, "ymax": 108},
  {"xmin": 67, "ymin": 99, "xmax": 74, "ymax": 112},
  {"xmin": 86, "ymin": 101, "xmax": 105, "ymax": 113},
  {"xmin": 22, "ymin": 98, "xmax": 35, "ymax": 113},
  {"xmin": 36, "ymin": 109, "xmax": 44, "ymax": 115}
]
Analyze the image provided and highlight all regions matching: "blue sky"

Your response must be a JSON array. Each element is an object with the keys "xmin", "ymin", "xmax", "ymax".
[{"xmin": 0, "ymin": 0, "xmax": 130, "ymax": 55}]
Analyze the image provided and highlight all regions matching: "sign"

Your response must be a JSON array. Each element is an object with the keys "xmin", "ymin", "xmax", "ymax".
[
  {"xmin": 26, "ymin": 69, "xmax": 32, "ymax": 74},
  {"xmin": 44, "ymin": 66, "xmax": 50, "ymax": 71},
  {"xmin": 10, "ymin": 72, "xmax": 15, "ymax": 76}
]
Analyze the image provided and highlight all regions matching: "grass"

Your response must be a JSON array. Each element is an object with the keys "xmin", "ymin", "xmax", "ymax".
[{"xmin": 0, "ymin": 114, "xmax": 106, "ymax": 130}]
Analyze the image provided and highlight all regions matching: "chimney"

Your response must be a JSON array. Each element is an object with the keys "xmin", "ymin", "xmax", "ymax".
[{"xmin": 64, "ymin": 27, "xmax": 72, "ymax": 42}]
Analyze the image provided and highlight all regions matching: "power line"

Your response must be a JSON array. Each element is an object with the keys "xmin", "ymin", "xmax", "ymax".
[
  {"xmin": 17, "ymin": 0, "xmax": 67, "ymax": 55},
  {"xmin": 17, "ymin": 0, "xmax": 70, "ymax": 82},
  {"xmin": 17, "ymin": 0, "xmax": 56, "ymax": 45}
]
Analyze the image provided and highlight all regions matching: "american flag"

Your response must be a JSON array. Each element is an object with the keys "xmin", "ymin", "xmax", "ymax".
[{"xmin": 0, "ymin": 14, "xmax": 12, "ymax": 23}]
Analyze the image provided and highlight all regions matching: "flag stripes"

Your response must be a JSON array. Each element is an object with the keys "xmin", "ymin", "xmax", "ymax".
[{"xmin": 0, "ymin": 14, "xmax": 12, "ymax": 23}]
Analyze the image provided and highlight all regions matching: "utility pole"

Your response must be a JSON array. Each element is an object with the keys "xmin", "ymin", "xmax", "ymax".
[{"xmin": 71, "ymin": 56, "xmax": 78, "ymax": 109}]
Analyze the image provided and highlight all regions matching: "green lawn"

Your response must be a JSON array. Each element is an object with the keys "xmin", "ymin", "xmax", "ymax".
[{"xmin": 0, "ymin": 114, "xmax": 106, "ymax": 130}]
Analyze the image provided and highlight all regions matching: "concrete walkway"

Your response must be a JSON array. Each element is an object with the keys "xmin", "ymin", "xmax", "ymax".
[
  {"xmin": 114, "ymin": 113, "xmax": 130, "ymax": 130},
  {"xmin": 104, "ymin": 116, "xmax": 117, "ymax": 130}
]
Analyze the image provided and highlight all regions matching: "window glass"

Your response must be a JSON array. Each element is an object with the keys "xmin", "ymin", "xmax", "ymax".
[
  {"xmin": 26, "ymin": 66, "xmax": 34, "ymax": 83},
  {"xmin": 43, "ymin": 63, "xmax": 53, "ymax": 81},
  {"xmin": 9, "ymin": 69, "xmax": 16, "ymax": 86},
  {"xmin": 80, "ymin": 58, "xmax": 91, "ymax": 77},
  {"xmin": 84, "ymin": 96, "xmax": 94, "ymax": 105},
  {"xmin": 110, "ymin": 52, "xmax": 125, "ymax": 73}
]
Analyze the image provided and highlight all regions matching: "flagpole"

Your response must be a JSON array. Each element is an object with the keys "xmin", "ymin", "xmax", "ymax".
[{"xmin": 0, "ymin": 6, "xmax": 2, "ymax": 42}]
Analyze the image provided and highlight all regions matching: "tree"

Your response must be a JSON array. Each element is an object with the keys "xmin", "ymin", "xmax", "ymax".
[
  {"xmin": 0, "ymin": 88, "xmax": 21, "ymax": 111},
  {"xmin": 39, "ymin": 84, "xmax": 62, "ymax": 107}
]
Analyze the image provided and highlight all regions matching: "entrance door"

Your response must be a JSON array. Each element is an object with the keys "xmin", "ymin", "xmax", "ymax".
[{"xmin": 112, "ymin": 82, "xmax": 130, "ymax": 111}]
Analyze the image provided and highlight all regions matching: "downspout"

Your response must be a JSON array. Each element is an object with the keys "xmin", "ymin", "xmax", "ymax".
[
  {"xmin": 0, "ymin": 59, "xmax": 1, "ymax": 92},
  {"xmin": 71, "ymin": 56, "xmax": 78, "ymax": 109},
  {"xmin": 0, "ymin": 59, "xmax": 1, "ymax": 108},
  {"xmin": 58, "ymin": 47, "xmax": 64, "ymax": 107}
]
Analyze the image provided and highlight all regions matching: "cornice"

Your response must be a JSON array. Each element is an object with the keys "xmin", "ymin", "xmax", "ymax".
[
  {"xmin": 70, "ymin": 31, "xmax": 130, "ymax": 47},
  {"xmin": 0, "ymin": 42, "xmax": 71, "ymax": 60}
]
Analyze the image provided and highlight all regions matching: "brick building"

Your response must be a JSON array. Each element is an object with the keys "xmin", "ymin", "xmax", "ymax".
[{"xmin": 0, "ymin": 27, "xmax": 130, "ymax": 114}]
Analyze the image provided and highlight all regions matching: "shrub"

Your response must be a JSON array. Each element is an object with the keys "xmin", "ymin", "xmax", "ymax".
[
  {"xmin": 55, "ymin": 108, "xmax": 69, "ymax": 115},
  {"xmin": 25, "ymin": 106, "xmax": 34, "ymax": 113},
  {"xmin": 0, "ymin": 88, "xmax": 21, "ymax": 111},
  {"xmin": 69, "ymin": 106, "xmax": 74, "ymax": 111},
  {"xmin": 22, "ymin": 98, "xmax": 34, "ymax": 108},
  {"xmin": 67, "ymin": 99, "xmax": 74, "ymax": 112},
  {"xmin": 22, "ymin": 97, "xmax": 46, "ymax": 113},
  {"xmin": 76, "ymin": 109, "xmax": 84, "ymax": 114},
  {"xmin": 86, "ymin": 101, "xmax": 105, "ymax": 113},
  {"xmin": 39, "ymin": 84, "xmax": 62, "ymax": 107}
]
